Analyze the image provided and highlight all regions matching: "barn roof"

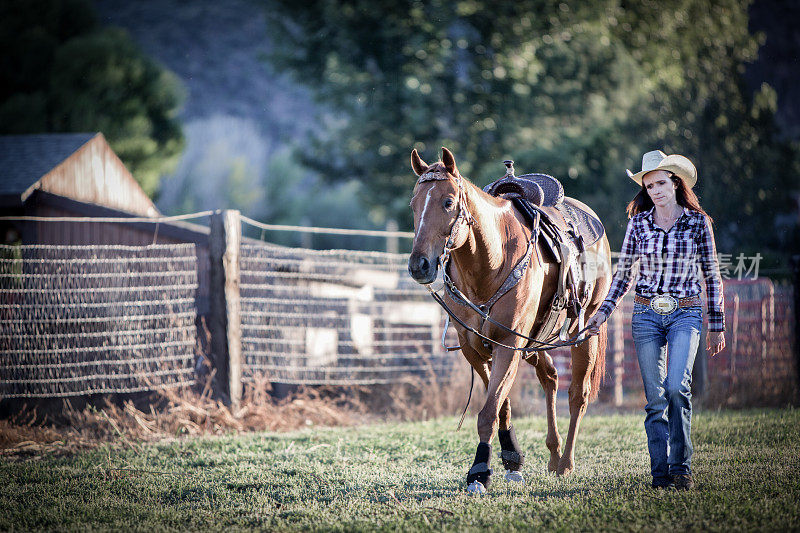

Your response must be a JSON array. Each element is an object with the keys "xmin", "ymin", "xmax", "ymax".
[
  {"xmin": 0, "ymin": 133, "xmax": 96, "ymax": 199},
  {"xmin": 0, "ymin": 132, "xmax": 159, "ymax": 216}
]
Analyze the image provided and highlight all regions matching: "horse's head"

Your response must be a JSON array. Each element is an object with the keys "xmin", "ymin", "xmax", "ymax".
[{"xmin": 408, "ymin": 147, "xmax": 472, "ymax": 284}]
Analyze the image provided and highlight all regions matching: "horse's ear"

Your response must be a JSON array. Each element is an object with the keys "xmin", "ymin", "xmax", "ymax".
[
  {"xmin": 411, "ymin": 149, "xmax": 427, "ymax": 176},
  {"xmin": 442, "ymin": 147, "xmax": 458, "ymax": 176}
]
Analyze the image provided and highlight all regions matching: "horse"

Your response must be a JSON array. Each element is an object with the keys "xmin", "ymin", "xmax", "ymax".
[{"xmin": 408, "ymin": 147, "xmax": 611, "ymax": 493}]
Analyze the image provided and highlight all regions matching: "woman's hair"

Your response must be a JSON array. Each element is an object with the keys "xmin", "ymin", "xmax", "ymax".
[{"xmin": 626, "ymin": 174, "xmax": 713, "ymax": 224}]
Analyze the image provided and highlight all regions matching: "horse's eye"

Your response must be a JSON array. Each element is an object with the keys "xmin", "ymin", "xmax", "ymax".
[{"xmin": 443, "ymin": 198, "xmax": 455, "ymax": 210}]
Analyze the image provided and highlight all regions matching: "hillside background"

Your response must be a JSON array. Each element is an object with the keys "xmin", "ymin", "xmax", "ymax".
[
  {"xmin": 52, "ymin": 0, "xmax": 800, "ymax": 264},
  {"xmin": 93, "ymin": 0, "xmax": 384, "ymax": 249}
]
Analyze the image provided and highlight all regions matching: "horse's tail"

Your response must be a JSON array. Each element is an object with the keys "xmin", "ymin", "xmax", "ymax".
[{"xmin": 588, "ymin": 320, "xmax": 607, "ymax": 403}]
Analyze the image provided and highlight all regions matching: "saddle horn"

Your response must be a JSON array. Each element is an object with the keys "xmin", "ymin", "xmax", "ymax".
[{"xmin": 503, "ymin": 160, "xmax": 515, "ymax": 177}]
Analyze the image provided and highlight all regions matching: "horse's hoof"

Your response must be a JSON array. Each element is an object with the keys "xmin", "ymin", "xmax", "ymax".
[
  {"xmin": 556, "ymin": 455, "xmax": 574, "ymax": 476},
  {"xmin": 466, "ymin": 481, "xmax": 487, "ymax": 495},
  {"xmin": 504, "ymin": 470, "xmax": 524, "ymax": 483},
  {"xmin": 556, "ymin": 464, "xmax": 574, "ymax": 477}
]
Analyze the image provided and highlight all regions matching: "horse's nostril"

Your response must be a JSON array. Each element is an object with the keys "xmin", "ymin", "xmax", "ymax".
[{"xmin": 419, "ymin": 256, "xmax": 430, "ymax": 272}]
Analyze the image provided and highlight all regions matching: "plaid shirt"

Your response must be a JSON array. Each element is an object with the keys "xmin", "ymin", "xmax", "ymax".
[{"xmin": 598, "ymin": 207, "xmax": 725, "ymax": 331}]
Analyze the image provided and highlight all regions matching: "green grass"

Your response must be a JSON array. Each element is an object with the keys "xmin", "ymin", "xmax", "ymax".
[{"xmin": 1, "ymin": 408, "xmax": 799, "ymax": 532}]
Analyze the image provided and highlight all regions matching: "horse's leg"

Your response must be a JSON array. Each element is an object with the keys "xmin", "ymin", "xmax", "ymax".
[
  {"xmin": 460, "ymin": 343, "xmax": 491, "ymax": 391},
  {"xmin": 457, "ymin": 343, "xmax": 495, "ymax": 493},
  {"xmin": 497, "ymin": 394, "xmax": 525, "ymax": 482},
  {"xmin": 532, "ymin": 351, "xmax": 562, "ymax": 472},
  {"xmin": 557, "ymin": 334, "xmax": 598, "ymax": 476},
  {"xmin": 466, "ymin": 346, "xmax": 521, "ymax": 493}
]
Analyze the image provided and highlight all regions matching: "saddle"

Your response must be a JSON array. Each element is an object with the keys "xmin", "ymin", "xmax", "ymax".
[
  {"xmin": 483, "ymin": 168, "xmax": 603, "ymax": 248},
  {"xmin": 483, "ymin": 172, "xmax": 564, "ymax": 207},
  {"xmin": 483, "ymin": 161, "xmax": 606, "ymax": 345}
]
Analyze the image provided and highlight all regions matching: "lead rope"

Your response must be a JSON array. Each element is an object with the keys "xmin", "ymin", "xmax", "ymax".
[
  {"xmin": 456, "ymin": 367, "xmax": 475, "ymax": 431},
  {"xmin": 428, "ymin": 280, "xmax": 590, "ymax": 353}
]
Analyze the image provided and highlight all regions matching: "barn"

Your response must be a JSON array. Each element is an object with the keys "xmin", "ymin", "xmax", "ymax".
[
  {"xmin": 0, "ymin": 132, "xmax": 212, "ymax": 311},
  {"xmin": 0, "ymin": 133, "xmax": 216, "ymax": 402},
  {"xmin": 0, "ymin": 132, "xmax": 206, "ymax": 244}
]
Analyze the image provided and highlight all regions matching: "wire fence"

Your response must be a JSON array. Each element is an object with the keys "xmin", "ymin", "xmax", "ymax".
[
  {"xmin": 704, "ymin": 281, "xmax": 796, "ymax": 406},
  {"xmin": 0, "ymin": 244, "xmax": 198, "ymax": 398},
  {"xmin": 611, "ymin": 278, "xmax": 796, "ymax": 407},
  {"xmin": 239, "ymin": 241, "xmax": 457, "ymax": 385},
  {"xmin": 0, "ymin": 211, "xmax": 795, "ymax": 407}
]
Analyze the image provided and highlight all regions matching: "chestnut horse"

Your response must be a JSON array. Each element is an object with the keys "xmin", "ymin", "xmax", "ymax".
[{"xmin": 408, "ymin": 147, "xmax": 611, "ymax": 493}]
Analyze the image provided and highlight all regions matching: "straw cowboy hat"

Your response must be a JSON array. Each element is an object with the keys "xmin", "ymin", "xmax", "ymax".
[{"xmin": 626, "ymin": 150, "xmax": 697, "ymax": 188}]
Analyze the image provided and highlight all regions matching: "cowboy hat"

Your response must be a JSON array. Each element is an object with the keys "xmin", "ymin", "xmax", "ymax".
[{"xmin": 626, "ymin": 150, "xmax": 697, "ymax": 188}]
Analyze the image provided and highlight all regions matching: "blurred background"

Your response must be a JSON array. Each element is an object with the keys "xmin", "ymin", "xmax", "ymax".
[{"xmin": 1, "ymin": 0, "xmax": 798, "ymax": 266}]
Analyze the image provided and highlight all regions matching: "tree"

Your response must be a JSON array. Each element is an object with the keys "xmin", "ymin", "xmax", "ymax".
[
  {"xmin": 266, "ymin": 1, "xmax": 647, "ymax": 224},
  {"xmin": 611, "ymin": 0, "xmax": 799, "ymax": 258},
  {"xmin": 0, "ymin": 0, "xmax": 184, "ymax": 197},
  {"xmin": 265, "ymin": 0, "xmax": 797, "ymax": 264}
]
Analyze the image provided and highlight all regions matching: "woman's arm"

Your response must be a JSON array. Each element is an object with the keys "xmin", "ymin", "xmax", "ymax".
[
  {"xmin": 587, "ymin": 218, "xmax": 639, "ymax": 334},
  {"xmin": 698, "ymin": 215, "xmax": 726, "ymax": 356},
  {"xmin": 698, "ymin": 216, "xmax": 725, "ymax": 332},
  {"xmin": 597, "ymin": 218, "xmax": 639, "ymax": 317}
]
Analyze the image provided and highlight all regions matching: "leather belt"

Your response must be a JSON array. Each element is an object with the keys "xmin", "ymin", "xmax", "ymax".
[{"xmin": 635, "ymin": 294, "xmax": 701, "ymax": 315}]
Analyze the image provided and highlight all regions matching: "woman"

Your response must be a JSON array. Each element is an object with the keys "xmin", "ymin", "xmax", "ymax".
[{"xmin": 586, "ymin": 149, "xmax": 726, "ymax": 490}]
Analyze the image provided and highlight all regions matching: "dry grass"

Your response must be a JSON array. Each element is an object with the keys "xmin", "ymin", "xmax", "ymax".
[
  {"xmin": 0, "ymin": 372, "xmax": 352, "ymax": 458},
  {"xmin": 0, "ymin": 363, "xmax": 478, "ymax": 458}
]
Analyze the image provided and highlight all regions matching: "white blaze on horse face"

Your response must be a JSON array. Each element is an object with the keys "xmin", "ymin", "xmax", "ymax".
[{"xmin": 416, "ymin": 187, "xmax": 435, "ymax": 237}]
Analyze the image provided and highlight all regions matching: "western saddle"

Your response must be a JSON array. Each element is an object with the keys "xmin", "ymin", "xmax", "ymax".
[{"xmin": 483, "ymin": 161, "xmax": 605, "ymax": 345}]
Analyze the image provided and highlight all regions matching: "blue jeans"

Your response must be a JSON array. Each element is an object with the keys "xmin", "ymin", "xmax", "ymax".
[{"xmin": 631, "ymin": 301, "xmax": 702, "ymax": 480}]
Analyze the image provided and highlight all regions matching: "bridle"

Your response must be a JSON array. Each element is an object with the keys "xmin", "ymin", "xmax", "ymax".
[
  {"xmin": 415, "ymin": 169, "xmax": 474, "ymax": 259},
  {"xmin": 414, "ymin": 169, "xmax": 591, "ymax": 356}
]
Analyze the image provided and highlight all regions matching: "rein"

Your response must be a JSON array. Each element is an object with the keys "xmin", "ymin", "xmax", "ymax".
[
  {"xmin": 416, "ymin": 169, "xmax": 589, "ymax": 356},
  {"xmin": 426, "ymin": 270, "xmax": 590, "ymax": 355}
]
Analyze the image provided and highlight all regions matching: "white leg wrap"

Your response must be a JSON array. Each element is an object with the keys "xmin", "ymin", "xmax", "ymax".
[
  {"xmin": 504, "ymin": 469, "xmax": 525, "ymax": 483},
  {"xmin": 466, "ymin": 481, "xmax": 487, "ymax": 495}
]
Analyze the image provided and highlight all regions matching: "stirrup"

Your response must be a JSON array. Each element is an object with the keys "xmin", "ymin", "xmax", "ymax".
[
  {"xmin": 559, "ymin": 316, "xmax": 572, "ymax": 341},
  {"xmin": 441, "ymin": 315, "xmax": 462, "ymax": 351},
  {"xmin": 576, "ymin": 307, "xmax": 586, "ymax": 343}
]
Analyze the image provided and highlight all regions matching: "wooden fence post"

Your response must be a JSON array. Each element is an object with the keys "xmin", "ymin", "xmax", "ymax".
[
  {"xmin": 209, "ymin": 210, "xmax": 242, "ymax": 410},
  {"xmin": 793, "ymin": 255, "xmax": 800, "ymax": 393},
  {"xmin": 386, "ymin": 220, "xmax": 399, "ymax": 254}
]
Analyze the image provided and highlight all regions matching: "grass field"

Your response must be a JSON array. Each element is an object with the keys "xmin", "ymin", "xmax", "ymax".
[{"xmin": 1, "ymin": 408, "xmax": 799, "ymax": 532}]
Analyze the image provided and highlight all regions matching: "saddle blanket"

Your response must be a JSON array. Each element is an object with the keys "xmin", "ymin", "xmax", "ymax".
[
  {"xmin": 554, "ymin": 199, "xmax": 605, "ymax": 248},
  {"xmin": 509, "ymin": 195, "xmax": 605, "ymax": 251}
]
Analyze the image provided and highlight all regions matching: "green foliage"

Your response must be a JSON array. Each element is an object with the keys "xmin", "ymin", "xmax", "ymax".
[
  {"xmin": 265, "ymin": 0, "xmax": 797, "ymax": 263},
  {"xmin": 247, "ymin": 149, "xmax": 388, "ymax": 250},
  {"xmin": 0, "ymin": 0, "xmax": 184, "ymax": 197},
  {"xmin": 611, "ymin": 0, "xmax": 800, "ymax": 255},
  {"xmin": 0, "ymin": 410, "xmax": 798, "ymax": 530}
]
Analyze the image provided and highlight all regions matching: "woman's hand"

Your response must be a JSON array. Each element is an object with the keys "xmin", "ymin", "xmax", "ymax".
[
  {"xmin": 585, "ymin": 310, "xmax": 608, "ymax": 336},
  {"xmin": 707, "ymin": 331, "xmax": 725, "ymax": 357}
]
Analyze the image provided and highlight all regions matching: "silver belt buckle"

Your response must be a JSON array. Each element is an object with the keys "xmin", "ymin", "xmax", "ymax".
[{"xmin": 650, "ymin": 295, "xmax": 677, "ymax": 315}]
